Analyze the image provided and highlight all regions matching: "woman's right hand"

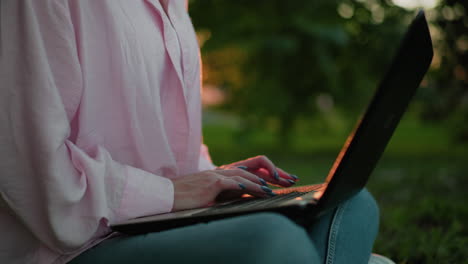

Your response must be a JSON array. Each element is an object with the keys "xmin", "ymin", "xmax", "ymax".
[{"xmin": 171, "ymin": 168, "xmax": 275, "ymax": 212}]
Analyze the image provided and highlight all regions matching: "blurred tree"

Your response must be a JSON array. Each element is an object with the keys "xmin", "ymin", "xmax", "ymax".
[
  {"xmin": 421, "ymin": 0, "xmax": 468, "ymax": 142},
  {"xmin": 189, "ymin": 0, "xmax": 415, "ymax": 145}
]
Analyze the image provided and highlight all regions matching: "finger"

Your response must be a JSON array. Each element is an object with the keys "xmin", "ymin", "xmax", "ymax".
[
  {"xmin": 235, "ymin": 155, "xmax": 280, "ymax": 182},
  {"xmin": 255, "ymin": 168, "xmax": 296, "ymax": 187},
  {"xmin": 241, "ymin": 161, "xmax": 298, "ymax": 183},
  {"xmin": 217, "ymin": 168, "xmax": 268, "ymax": 186},
  {"xmin": 245, "ymin": 167, "xmax": 298, "ymax": 184},
  {"xmin": 216, "ymin": 176, "xmax": 245, "ymax": 191},
  {"xmin": 233, "ymin": 176, "xmax": 276, "ymax": 198},
  {"xmin": 218, "ymin": 176, "xmax": 275, "ymax": 198},
  {"xmin": 233, "ymin": 164, "xmax": 289, "ymax": 186},
  {"xmin": 276, "ymin": 167, "xmax": 299, "ymax": 182}
]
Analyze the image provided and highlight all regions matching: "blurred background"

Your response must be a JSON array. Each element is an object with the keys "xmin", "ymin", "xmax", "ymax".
[{"xmin": 188, "ymin": 0, "xmax": 467, "ymax": 263}]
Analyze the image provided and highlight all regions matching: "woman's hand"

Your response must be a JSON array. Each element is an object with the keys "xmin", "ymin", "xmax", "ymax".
[
  {"xmin": 218, "ymin": 155, "xmax": 299, "ymax": 187},
  {"xmin": 171, "ymin": 155, "xmax": 299, "ymax": 212}
]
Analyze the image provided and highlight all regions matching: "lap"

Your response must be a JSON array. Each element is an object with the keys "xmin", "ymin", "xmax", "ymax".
[
  {"xmin": 70, "ymin": 213, "xmax": 319, "ymax": 264},
  {"xmin": 70, "ymin": 189, "xmax": 379, "ymax": 264}
]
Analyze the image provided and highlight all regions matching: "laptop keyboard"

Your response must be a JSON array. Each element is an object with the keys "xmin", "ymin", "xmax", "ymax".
[{"xmin": 193, "ymin": 189, "xmax": 316, "ymax": 217}]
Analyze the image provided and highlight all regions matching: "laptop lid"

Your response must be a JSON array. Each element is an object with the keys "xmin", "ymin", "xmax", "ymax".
[{"xmin": 315, "ymin": 10, "xmax": 433, "ymax": 215}]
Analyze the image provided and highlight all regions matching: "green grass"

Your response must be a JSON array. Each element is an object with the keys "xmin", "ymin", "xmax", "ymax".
[
  {"xmin": 202, "ymin": 113, "xmax": 468, "ymax": 264},
  {"xmin": 368, "ymin": 157, "xmax": 468, "ymax": 264}
]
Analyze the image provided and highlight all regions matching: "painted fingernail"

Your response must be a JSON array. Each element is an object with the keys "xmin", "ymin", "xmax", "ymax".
[
  {"xmin": 289, "ymin": 174, "xmax": 299, "ymax": 180},
  {"xmin": 259, "ymin": 178, "xmax": 267, "ymax": 186},
  {"xmin": 273, "ymin": 171, "xmax": 280, "ymax": 181},
  {"xmin": 261, "ymin": 186, "xmax": 273, "ymax": 193},
  {"xmin": 239, "ymin": 183, "xmax": 246, "ymax": 190},
  {"xmin": 267, "ymin": 192, "xmax": 277, "ymax": 197},
  {"xmin": 287, "ymin": 179, "xmax": 296, "ymax": 185},
  {"xmin": 237, "ymin": 166, "xmax": 248, "ymax": 170}
]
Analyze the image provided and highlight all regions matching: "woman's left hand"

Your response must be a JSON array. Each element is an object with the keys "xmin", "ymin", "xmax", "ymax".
[{"xmin": 217, "ymin": 155, "xmax": 299, "ymax": 187}]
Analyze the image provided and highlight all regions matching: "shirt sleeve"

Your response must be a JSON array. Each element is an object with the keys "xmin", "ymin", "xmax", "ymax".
[{"xmin": 0, "ymin": 0, "xmax": 173, "ymax": 254}]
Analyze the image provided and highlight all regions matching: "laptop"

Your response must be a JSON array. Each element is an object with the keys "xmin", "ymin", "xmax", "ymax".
[{"xmin": 112, "ymin": 10, "xmax": 433, "ymax": 235}]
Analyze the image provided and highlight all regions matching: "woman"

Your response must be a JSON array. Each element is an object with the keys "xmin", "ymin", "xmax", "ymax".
[{"xmin": 0, "ymin": 1, "xmax": 380, "ymax": 263}]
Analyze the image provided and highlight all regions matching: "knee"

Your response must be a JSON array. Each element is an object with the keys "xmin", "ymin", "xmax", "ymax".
[
  {"xmin": 346, "ymin": 188, "xmax": 380, "ymax": 237},
  {"xmin": 355, "ymin": 189, "xmax": 379, "ymax": 221},
  {"xmin": 233, "ymin": 213, "xmax": 318, "ymax": 262},
  {"xmin": 318, "ymin": 189, "xmax": 380, "ymax": 263}
]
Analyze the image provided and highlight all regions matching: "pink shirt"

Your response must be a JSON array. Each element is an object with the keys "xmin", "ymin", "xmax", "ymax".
[{"xmin": 0, "ymin": 1, "xmax": 215, "ymax": 263}]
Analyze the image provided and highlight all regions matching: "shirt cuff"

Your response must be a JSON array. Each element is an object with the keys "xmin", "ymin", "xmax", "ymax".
[{"xmin": 117, "ymin": 166, "xmax": 174, "ymax": 221}]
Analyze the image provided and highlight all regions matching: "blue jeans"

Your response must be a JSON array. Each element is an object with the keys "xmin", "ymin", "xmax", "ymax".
[{"xmin": 70, "ymin": 189, "xmax": 379, "ymax": 264}]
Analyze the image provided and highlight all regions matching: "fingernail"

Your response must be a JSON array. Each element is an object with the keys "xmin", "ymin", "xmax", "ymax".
[
  {"xmin": 239, "ymin": 183, "xmax": 246, "ymax": 190},
  {"xmin": 267, "ymin": 192, "xmax": 277, "ymax": 197},
  {"xmin": 289, "ymin": 174, "xmax": 299, "ymax": 180},
  {"xmin": 287, "ymin": 179, "xmax": 296, "ymax": 185},
  {"xmin": 237, "ymin": 166, "xmax": 248, "ymax": 170},
  {"xmin": 273, "ymin": 171, "xmax": 280, "ymax": 181},
  {"xmin": 261, "ymin": 186, "xmax": 273, "ymax": 193},
  {"xmin": 259, "ymin": 178, "xmax": 267, "ymax": 186}
]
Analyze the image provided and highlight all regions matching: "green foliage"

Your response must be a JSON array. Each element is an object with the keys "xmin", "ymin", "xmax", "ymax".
[
  {"xmin": 420, "ymin": 0, "xmax": 468, "ymax": 142},
  {"xmin": 191, "ymin": 0, "xmax": 468, "ymax": 144},
  {"xmin": 190, "ymin": 0, "xmax": 412, "ymax": 143}
]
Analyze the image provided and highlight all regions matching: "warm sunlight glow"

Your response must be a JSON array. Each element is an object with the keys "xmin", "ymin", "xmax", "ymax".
[
  {"xmin": 201, "ymin": 84, "xmax": 226, "ymax": 107},
  {"xmin": 391, "ymin": 0, "xmax": 439, "ymax": 9}
]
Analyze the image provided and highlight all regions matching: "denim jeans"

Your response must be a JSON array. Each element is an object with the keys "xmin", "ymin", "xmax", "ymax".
[{"xmin": 70, "ymin": 189, "xmax": 379, "ymax": 264}]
